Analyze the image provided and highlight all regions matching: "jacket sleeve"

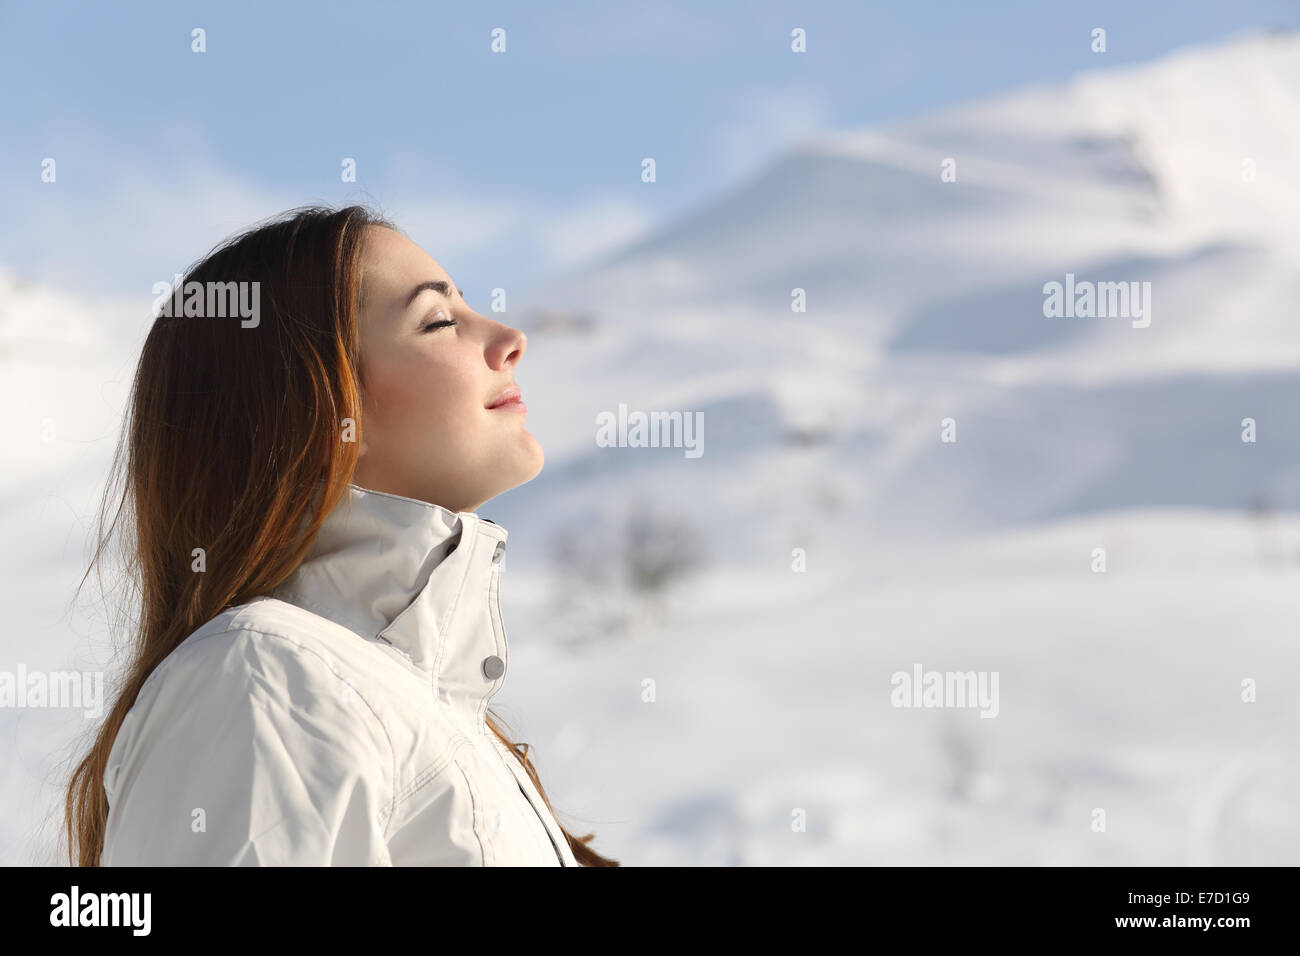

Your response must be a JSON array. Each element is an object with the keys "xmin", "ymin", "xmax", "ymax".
[{"xmin": 101, "ymin": 627, "xmax": 395, "ymax": 866}]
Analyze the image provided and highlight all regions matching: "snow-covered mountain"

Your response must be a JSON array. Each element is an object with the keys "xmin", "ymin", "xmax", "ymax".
[{"xmin": 497, "ymin": 28, "xmax": 1300, "ymax": 561}]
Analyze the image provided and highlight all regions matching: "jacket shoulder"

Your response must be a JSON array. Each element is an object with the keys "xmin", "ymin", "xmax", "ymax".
[
  {"xmin": 129, "ymin": 596, "xmax": 405, "ymax": 761},
  {"xmin": 101, "ymin": 599, "xmax": 399, "ymax": 865},
  {"xmin": 150, "ymin": 594, "xmax": 402, "ymax": 683}
]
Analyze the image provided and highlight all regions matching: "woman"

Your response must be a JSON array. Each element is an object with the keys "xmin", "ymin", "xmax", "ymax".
[{"xmin": 63, "ymin": 204, "xmax": 618, "ymax": 866}]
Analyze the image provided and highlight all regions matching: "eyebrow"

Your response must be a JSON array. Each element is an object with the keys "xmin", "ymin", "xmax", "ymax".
[{"xmin": 404, "ymin": 279, "xmax": 465, "ymax": 310}]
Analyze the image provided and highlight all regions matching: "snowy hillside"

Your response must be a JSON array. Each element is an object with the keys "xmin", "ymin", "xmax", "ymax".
[
  {"xmin": 499, "ymin": 28, "xmax": 1300, "ymax": 556},
  {"xmin": 4, "ymin": 30, "xmax": 1300, "ymax": 866}
]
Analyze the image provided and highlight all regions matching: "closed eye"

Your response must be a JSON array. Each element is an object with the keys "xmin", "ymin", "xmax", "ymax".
[{"xmin": 420, "ymin": 310, "xmax": 457, "ymax": 333}]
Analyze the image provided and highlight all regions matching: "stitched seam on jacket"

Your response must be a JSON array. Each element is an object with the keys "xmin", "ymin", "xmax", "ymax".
[
  {"xmin": 133, "ymin": 622, "xmax": 400, "ymax": 828},
  {"xmin": 380, "ymin": 731, "xmax": 473, "ymax": 831},
  {"xmin": 478, "ymin": 524, "xmax": 507, "ymax": 728},
  {"xmin": 453, "ymin": 754, "xmax": 490, "ymax": 866},
  {"xmin": 481, "ymin": 573, "xmax": 498, "ymax": 730},
  {"xmin": 264, "ymin": 593, "xmax": 431, "ymax": 681},
  {"xmin": 428, "ymin": 523, "xmax": 478, "ymax": 693}
]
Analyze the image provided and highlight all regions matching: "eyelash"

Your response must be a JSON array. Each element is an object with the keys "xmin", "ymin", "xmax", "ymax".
[{"xmin": 420, "ymin": 310, "xmax": 457, "ymax": 333}]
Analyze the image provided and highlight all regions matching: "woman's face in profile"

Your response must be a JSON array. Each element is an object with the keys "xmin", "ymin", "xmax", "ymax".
[{"xmin": 352, "ymin": 225, "xmax": 542, "ymax": 512}]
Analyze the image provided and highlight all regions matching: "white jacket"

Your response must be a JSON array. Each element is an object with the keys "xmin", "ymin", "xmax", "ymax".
[{"xmin": 101, "ymin": 481, "xmax": 580, "ymax": 866}]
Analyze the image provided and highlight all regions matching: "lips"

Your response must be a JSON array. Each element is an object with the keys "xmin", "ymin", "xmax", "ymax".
[{"xmin": 487, "ymin": 385, "xmax": 523, "ymax": 409}]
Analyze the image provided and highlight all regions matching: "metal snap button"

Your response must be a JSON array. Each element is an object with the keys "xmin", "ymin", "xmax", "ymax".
[{"xmin": 482, "ymin": 655, "xmax": 505, "ymax": 680}]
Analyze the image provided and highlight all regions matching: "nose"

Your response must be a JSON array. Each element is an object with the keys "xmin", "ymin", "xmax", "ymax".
[{"xmin": 489, "ymin": 321, "xmax": 526, "ymax": 370}]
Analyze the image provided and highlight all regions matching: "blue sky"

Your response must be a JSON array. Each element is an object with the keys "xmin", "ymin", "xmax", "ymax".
[{"xmin": 2, "ymin": 0, "xmax": 1295, "ymax": 302}]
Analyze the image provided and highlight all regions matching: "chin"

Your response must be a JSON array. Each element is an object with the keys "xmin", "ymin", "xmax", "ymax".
[
  {"xmin": 517, "ymin": 430, "xmax": 544, "ymax": 477},
  {"xmin": 487, "ymin": 444, "xmax": 543, "ymax": 502},
  {"xmin": 515, "ymin": 444, "xmax": 544, "ymax": 486},
  {"xmin": 528, "ymin": 437, "xmax": 544, "ymax": 476}
]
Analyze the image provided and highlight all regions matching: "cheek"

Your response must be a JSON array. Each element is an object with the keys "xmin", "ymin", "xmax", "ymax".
[{"xmin": 366, "ymin": 352, "xmax": 478, "ymax": 439}]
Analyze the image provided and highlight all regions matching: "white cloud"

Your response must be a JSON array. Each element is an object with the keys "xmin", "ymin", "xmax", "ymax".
[
  {"xmin": 711, "ymin": 87, "xmax": 835, "ymax": 182},
  {"xmin": 534, "ymin": 196, "xmax": 655, "ymax": 270},
  {"xmin": 3, "ymin": 122, "xmax": 658, "ymax": 304},
  {"xmin": 393, "ymin": 193, "xmax": 535, "ymax": 258},
  {"xmin": 3, "ymin": 124, "xmax": 294, "ymax": 299},
  {"xmin": 355, "ymin": 175, "xmax": 655, "ymax": 282}
]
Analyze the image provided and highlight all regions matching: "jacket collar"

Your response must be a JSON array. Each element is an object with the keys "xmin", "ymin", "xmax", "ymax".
[{"xmin": 270, "ymin": 480, "xmax": 510, "ymax": 722}]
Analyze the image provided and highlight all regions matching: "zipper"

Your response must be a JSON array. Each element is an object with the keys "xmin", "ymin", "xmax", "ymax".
[
  {"xmin": 481, "ymin": 718, "xmax": 569, "ymax": 866},
  {"xmin": 517, "ymin": 778, "xmax": 568, "ymax": 867},
  {"xmin": 518, "ymin": 762, "xmax": 570, "ymax": 866},
  {"xmin": 484, "ymin": 554, "xmax": 570, "ymax": 867}
]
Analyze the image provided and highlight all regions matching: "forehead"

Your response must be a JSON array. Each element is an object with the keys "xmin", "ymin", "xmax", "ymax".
[{"xmin": 359, "ymin": 226, "xmax": 452, "ymax": 311}]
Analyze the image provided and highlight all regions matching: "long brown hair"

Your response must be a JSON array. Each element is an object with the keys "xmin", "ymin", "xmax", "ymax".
[{"xmin": 63, "ymin": 204, "xmax": 618, "ymax": 866}]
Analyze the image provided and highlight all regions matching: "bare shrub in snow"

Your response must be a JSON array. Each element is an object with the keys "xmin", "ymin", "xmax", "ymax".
[{"xmin": 548, "ymin": 498, "xmax": 705, "ymax": 649}]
